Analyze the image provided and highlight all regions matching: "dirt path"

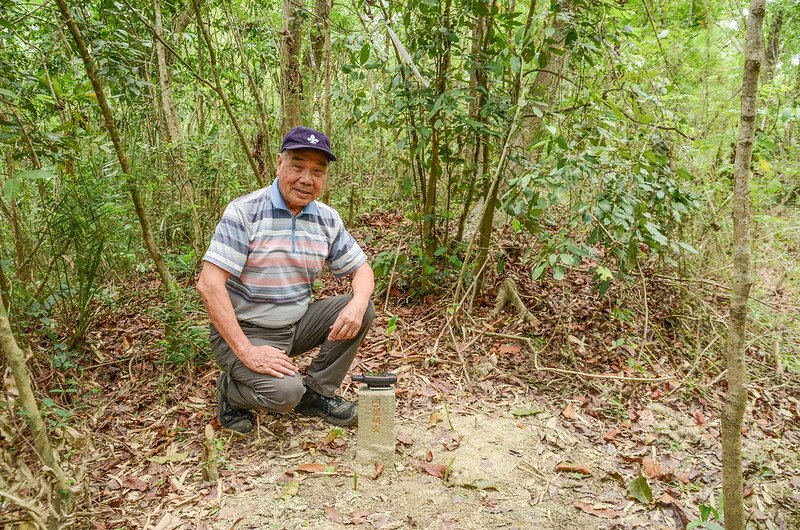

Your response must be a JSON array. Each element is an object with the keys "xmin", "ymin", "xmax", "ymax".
[{"xmin": 199, "ymin": 396, "xmax": 798, "ymax": 530}]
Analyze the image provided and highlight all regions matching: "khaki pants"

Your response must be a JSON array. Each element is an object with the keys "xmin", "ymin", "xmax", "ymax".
[{"xmin": 211, "ymin": 295, "xmax": 375, "ymax": 413}]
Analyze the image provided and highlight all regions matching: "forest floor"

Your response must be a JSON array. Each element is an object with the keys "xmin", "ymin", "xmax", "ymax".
[
  {"xmin": 65, "ymin": 292, "xmax": 800, "ymax": 530},
  {"xmin": 4, "ymin": 213, "xmax": 800, "ymax": 529}
]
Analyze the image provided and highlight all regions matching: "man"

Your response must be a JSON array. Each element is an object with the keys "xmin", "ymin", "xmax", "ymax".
[{"xmin": 197, "ymin": 126, "xmax": 375, "ymax": 433}]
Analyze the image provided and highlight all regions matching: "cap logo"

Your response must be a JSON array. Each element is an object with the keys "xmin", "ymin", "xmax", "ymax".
[{"xmin": 307, "ymin": 134, "xmax": 319, "ymax": 145}]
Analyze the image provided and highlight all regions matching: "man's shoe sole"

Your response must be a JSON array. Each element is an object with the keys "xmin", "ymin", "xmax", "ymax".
[{"xmin": 296, "ymin": 406, "xmax": 358, "ymax": 427}]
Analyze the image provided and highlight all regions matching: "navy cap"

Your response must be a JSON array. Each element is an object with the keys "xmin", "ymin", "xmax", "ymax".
[{"xmin": 280, "ymin": 126, "xmax": 336, "ymax": 161}]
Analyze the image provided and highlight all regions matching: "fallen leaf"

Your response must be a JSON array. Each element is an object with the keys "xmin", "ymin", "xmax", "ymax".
[
  {"xmin": 555, "ymin": 462, "xmax": 591, "ymax": 475},
  {"xmin": 295, "ymin": 463, "xmax": 335, "ymax": 474},
  {"xmin": 692, "ymin": 411, "xmax": 707, "ymax": 426},
  {"xmin": 602, "ymin": 429, "xmax": 621, "ymax": 441},
  {"xmin": 276, "ymin": 471, "xmax": 295, "ymax": 484},
  {"xmin": 324, "ymin": 505, "xmax": 346, "ymax": 524},
  {"xmin": 428, "ymin": 411, "xmax": 443, "ymax": 428},
  {"xmin": 396, "ymin": 432, "xmax": 414, "ymax": 446},
  {"xmin": 562, "ymin": 403, "xmax": 577, "ymax": 419},
  {"xmin": 440, "ymin": 431, "xmax": 462, "ymax": 451},
  {"xmin": 277, "ymin": 479, "xmax": 299, "ymax": 500},
  {"xmin": 373, "ymin": 462, "xmax": 384, "ymax": 480},
  {"xmin": 627, "ymin": 475, "xmax": 653, "ymax": 504},
  {"xmin": 368, "ymin": 513, "xmax": 390, "ymax": 528},
  {"xmin": 637, "ymin": 409, "xmax": 656, "ymax": 427},
  {"xmin": 573, "ymin": 501, "xmax": 622, "ymax": 519},
  {"xmin": 122, "ymin": 477, "xmax": 148, "ymax": 491},
  {"xmin": 642, "ymin": 456, "xmax": 664, "ymax": 479},
  {"xmin": 670, "ymin": 502, "xmax": 690, "ymax": 529},
  {"xmin": 512, "ymin": 408, "xmax": 543, "ymax": 417},
  {"xmin": 657, "ymin": 492, "xmax": 676, "ymax": 505},
  {"xmin": 421, "ymin": 462, "xmax": 446, "ymax": 479},
  {"xmin": 462, "ymin": 479, "xmax": 498, "ymax": 491},
  {"xmin": 324, "ymin": 428, "xmax": 346, "ymax": 445},
  {"xmin": 497, "ymin": 344, "xmax": 521, "ymax": 355},
  {"xmin": 425, "ymin": 450, "xmax": 433, "ymax": 462}
]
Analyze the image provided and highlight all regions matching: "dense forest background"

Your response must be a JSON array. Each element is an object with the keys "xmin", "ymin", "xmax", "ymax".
[{"xmin": 1, "ymin": 0, "xmax": 798, "ymax": 528}]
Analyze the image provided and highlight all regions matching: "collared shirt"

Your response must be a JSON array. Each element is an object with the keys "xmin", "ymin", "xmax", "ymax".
[{"xmin": 203, "ymin": 178, "xmax": 367, "ymax": 328}]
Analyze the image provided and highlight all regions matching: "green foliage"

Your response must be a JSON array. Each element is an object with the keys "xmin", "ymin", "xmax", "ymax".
[
  {"xmin": 687, "ymin": 496, "xmax": 725, "ymax": 530},
  {"xmin": 627, "ymin": 474, "xmax": 654, "ymax": 504},
  {"xmin": 156, "ymin": 287, "xmax": 212, "ymax": 367}
]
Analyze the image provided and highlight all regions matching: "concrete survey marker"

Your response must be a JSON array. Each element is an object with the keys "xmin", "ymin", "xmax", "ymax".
[{"xmin": 356, "ymin": 384, "xmax": 396, "ymax": 469}]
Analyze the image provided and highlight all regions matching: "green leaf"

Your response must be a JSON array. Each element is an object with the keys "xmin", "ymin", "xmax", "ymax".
[
  {"xmin": 644, "ymin": 222, "xmax": 668, "ymax": 245},
  {"xmin": 277, "ymin": 479, "xmax": 299, "ymax": 500},
  {"xmin": 13, "ymin": 169, "xmax": 55, "ymax": 180},
  {"xmin": 511, "ymin": 408, "xmax": 543, "ymax": 417},
  {"xmin": 462, "ymin": 479, "xmax": 498, "ymax": 490},
  {"xmin": 3, "ymin": 179, "xmax": 20, "ymax": 200},
  {"xmin": 627, "ymin": 475, "xmax": 653, "ymax": 504},
  {"xmin": 559, "ymin": 253, "xmax": 575, "ymax": 266},
  {"xmin": 42, "ymin": 397, "xmax": 56, "ymax": 408},
  {"xmin": 359, "ymin": 42, "xmax": 370, "ymax": 65},
  {"xmin": 531, "ymin": 263, "xmax": 547, "ymax": 281},
  {"xmin": 594, "ymin": 266, "xmax": 613, "ymax": 281},
  {"xmin": 552, "ymin": 266, "xmax": 565, "ymax": 281}
]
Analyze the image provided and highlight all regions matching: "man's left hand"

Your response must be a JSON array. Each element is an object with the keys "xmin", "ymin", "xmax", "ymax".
[{"xmin": 328, "ymin": 299, "xmax": 368, "ymax": 341}]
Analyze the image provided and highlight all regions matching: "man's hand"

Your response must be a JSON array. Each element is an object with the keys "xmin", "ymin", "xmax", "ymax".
[
  {"xmin": 238, "ymin": 343, "xmax": 297, "ymax": 377},
  {"xmin": 328, "ymin": 298, "xmax": 368, "ymax": 341}
]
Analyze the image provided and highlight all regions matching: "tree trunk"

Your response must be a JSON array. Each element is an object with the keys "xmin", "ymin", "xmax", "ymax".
[
  {"xmin": 422, "ymin": 0, "xmax": 452, "ymax": 261},
  {"xmin": 226, "ymin": 8, "xmax": 276, "ymax": 181},
  {"xmin": 456, "ymin": 13, "xmax": 490, "ymax": 243},
  {"xmin": 281, "ymin": 0, "xmax": 303, "ymax": 135},
  {"xmin": 192, "ymin": 0, "xmax": 265, "ymax": 188},
  {"xmin": 0, "ymin": 244, "xmax": 10, "ymax": 312},
  {"xmin": 154, "ymin": 0, "xmax": 204, "ymax": 258},
  {"xmin": 0, "ymin": 300, "xmax": 72, "ymax": 519},
  {"xmin": 761, "ymin": 7, "xmax": 783, "ymax": 84},
  {"xmin": 55, "ymin": 0, "xmax": 180, "ymax": 299},
  {"xmin": 316, "ymin": 0, "xmax": 334, "ymax": 203},
  {"xmin": 723, "ymin": 1, "xmax": 765, "ymax": 529},
  {"xmin": 473, "ymin": 0, "xmax": 568, "ymax": 282}
]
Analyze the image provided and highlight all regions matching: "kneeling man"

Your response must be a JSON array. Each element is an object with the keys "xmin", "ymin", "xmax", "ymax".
[{"xmin": 197, "ymin": 126, "xmax": 375, "ymax": 433}]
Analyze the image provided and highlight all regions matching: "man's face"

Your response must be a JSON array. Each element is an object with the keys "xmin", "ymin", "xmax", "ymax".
[{"xmin": 276, "ymin": 149, "xmax": 329, "ymax": 215}]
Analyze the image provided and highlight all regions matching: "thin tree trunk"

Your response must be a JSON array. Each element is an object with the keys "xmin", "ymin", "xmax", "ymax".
[
  {"xmin": 422, "ymin": 0, "xmax": 453, "ymax": 261},
  {"xmin": 317, "ymin": 0, "xmax": 334, "ymax": 203},
  {"xmin": 0, "ymin": 245, "xmax": 10, "ymax": 312},
  {"xmin": 761, "ymin": 7, "xmax": 783, "ymax": 84},
  {"xmin": 154, "ymin": 0, "xmax": 204, "ymax": 258},
  {"xmin": 456, "ymin": 12, "xmax": 490, "ymax": 242},
  {"xmin": 473, "ymin": 0, "xmax": 555, "ymax": 282},
  {"xmin": 0, "ymin": 301, "xmax": 72, "ymax": 518},
  {"xmin": 281, "ymin": 0, "xmax": 303, "ymax": 135},
  {"xmin": 0, "ymin": 150, "xmax": 31, "ymax": 285},
  {"xmin": 723, "ymin": 1, "xmax": 764, "ymax": 529},
  {"xmin": 191, "ymin": 0, "xmax": 265, "ymax": 187},
  {"xmin": 55, "ymin": 0, "xmax": 179, "ymax": 298},
  {"xmin": 226, "ymin": 9, "xmax": 276, "ymax": 181}
]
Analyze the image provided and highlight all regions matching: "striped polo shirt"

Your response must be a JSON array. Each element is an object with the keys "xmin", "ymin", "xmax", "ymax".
[{"xmin": 203, "ymin": 178, "xmax": 368, "ymax": 328}]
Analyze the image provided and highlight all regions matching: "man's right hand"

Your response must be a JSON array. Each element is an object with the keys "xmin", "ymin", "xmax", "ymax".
[{"xmin": 238, "ymin": 343, "xmax": 297, "ymax": 377}]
